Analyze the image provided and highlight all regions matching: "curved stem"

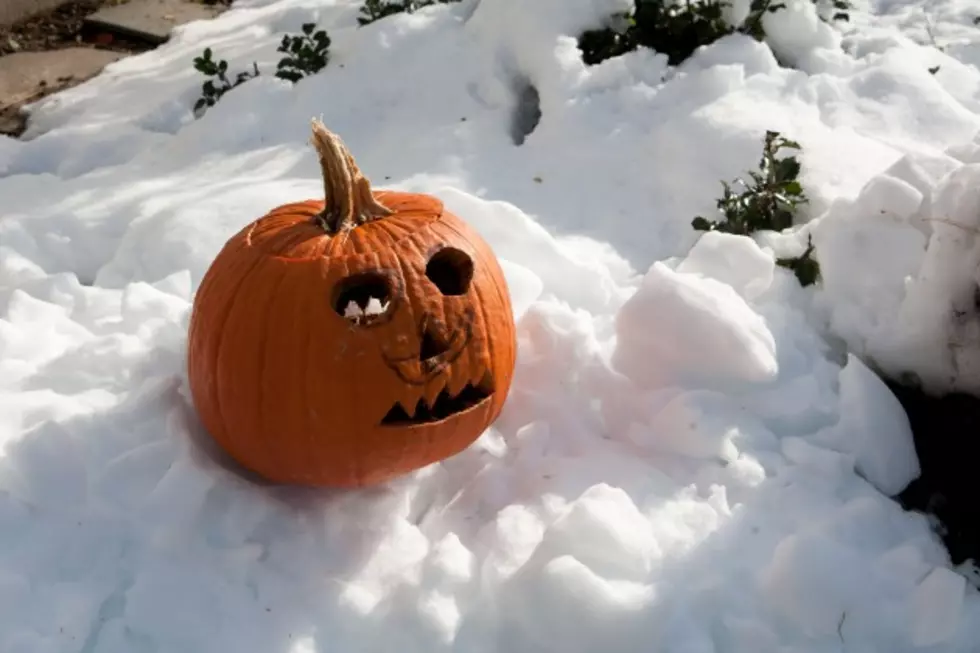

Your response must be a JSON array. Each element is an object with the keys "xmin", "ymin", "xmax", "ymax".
[{"xmin": 309, "ymin": 118, "xmax": 392, "ymax": 234}]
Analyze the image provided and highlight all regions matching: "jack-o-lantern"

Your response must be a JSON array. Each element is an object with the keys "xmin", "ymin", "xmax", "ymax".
[{"xmin": 186, "ymin": 119, "xmax": 517, "ymax": 488}]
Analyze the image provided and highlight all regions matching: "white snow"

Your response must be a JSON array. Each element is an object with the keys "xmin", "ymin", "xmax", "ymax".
[{"xmin": 3, "ymin": 0, "xmax": 980, "ymax": 650}]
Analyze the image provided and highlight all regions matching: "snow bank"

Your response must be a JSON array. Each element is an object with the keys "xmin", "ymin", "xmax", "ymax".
[
  {"xmin": 3, "ymin": 0, "xmax": 980, "ymax": 650},
  {"xmin": 812, "ymin": 134, "xmax": 980, "ymax": 396},
  {"xmin": 0, "ymin": 209, "xmax": 951, "ymax": 652}
]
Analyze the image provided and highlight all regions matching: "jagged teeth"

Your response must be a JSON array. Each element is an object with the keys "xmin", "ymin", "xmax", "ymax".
[
  {"xmin": 364, "ymin": 297, "xmax": 387, "ymax": 315},
  {"xmin": 343, "ymin": 300, "xmax": 362, "ymax": 318},
  {"xmin": 397, "ymin": 398, "xmax": 417, "ymax": 418},
  {"xmin": 344, "ymin": 296, "xmax": 390, "ymax": 321},
  {"xmin": 423, "ymin": 380, "xmax": 447, "ymax": 409},
  {"xmin": 446, "ymin": 370, "xmax": 469, "ymax": 398}
]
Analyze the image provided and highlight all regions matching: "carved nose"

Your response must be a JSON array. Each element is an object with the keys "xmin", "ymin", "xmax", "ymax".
[{"xmin": 419, "ymin": 319, "xmax": 451, "ymax": 362}]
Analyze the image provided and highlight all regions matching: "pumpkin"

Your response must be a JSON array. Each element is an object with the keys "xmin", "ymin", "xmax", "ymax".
[{"xmin": 186, "ymin": 119, "xmax": 517, "ymax": 488}]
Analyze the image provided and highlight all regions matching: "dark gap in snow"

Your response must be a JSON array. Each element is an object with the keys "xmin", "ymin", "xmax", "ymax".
[
  {"xmin": 892, "ymin": 380, "xmax": 980, "ymax": 567},
  {"xmin": 509, "ymin": 77, "xmax": 540, "ymax": 146}
]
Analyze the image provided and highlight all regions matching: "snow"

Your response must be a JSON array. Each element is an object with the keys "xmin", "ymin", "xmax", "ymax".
[{"xmin": 3, "ymin": 0, "xmax": 980, "ymax": 649}]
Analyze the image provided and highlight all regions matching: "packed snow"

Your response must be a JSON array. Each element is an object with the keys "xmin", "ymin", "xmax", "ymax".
[{"xmin": 3, "ymin": 0, "xmax": 980, "ymax": 650}]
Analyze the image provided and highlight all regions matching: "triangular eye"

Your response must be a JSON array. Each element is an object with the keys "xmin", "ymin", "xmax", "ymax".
[{"xmin": 426, "ymin": 247, "xmax": 473, "ymax": 295}]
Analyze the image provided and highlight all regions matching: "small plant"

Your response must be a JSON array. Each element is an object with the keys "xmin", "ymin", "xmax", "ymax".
[
  {"xmin": 740, "ymin": 0, "xmax": 790, "ymax": 41},
  {"xmin": 776, "ymin": 234, "xmax": 820, "ymax": 287},
  {"xmin": 275, "ymin": 23, "xmax": 331, "ymax": 82},
  {"xmin": 193, "ymin": 47, "xmax": 260, "ymax": 113},
  {"xmin": 358, "ymin": 0, "xmax": 460, "ymax": 26},
  {"xmin": 192, "ymin": 24, "xmax": 332, "ymax": 115},
  {"xmin": 579, "ymin": 1, "xmax": 733, "ymax": 67},
  {"xmin": 692, "ymin": 131, "xmax": 807, "ymax": 235},
  {"xmin": 692, "ymin": 130, "xmax": 820, "ymax": 287}
]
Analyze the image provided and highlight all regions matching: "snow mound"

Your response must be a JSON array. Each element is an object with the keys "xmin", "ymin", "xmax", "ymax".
[{"xmin": 814, "ymin": 138, "xmax": 980, "ymax": 396}]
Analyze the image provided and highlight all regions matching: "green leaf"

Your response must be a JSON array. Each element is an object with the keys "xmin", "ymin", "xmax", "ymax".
[
  {"xmin": 782, "ymin": 180, "xmax": 803, "ymax": 196},
  {"xmin": 275, "ymin": 70, "xmax": 303, "ymax": 82},
  {"xmin": 776, "ymin": 244, "xmax": 820, "ymax": 287},
  {"xmin": 776, "ymin": 136, "xmax": 801, "ymax": 150},
  {"xmin": 691, "ymin": 216, "xmax": 714, "ymax": 231},
  {"xmin": 774, "ymin": 157, "xmax": 801, "ymax": 183}
]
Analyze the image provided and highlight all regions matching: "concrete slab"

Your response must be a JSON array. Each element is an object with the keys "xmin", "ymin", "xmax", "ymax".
[
  {"xmin": 83, "ymin": 0, "xmax": 222, "ymax": 44},
  {"xmin": 0, "ymin": 47, "xmax": 123, "ymax": 108}
]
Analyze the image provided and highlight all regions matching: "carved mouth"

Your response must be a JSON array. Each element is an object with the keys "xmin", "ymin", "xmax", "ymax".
[{"xmin": 381, "ymin": 370, "xmax": 494, "ymax": 426}]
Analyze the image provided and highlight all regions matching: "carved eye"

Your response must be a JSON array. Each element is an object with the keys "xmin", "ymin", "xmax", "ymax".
[
  {"xmin": 332, "ymin": 272, "xmax": 393, "ymax": 324},
  {"xmin": 426, "ymin": 247, "xmax": 473, "ymax": 296}
]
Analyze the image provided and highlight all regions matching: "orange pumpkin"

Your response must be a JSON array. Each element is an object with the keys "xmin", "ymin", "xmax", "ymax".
[{"xmin": 186, "ymin": 119, "xmax": 517, "ymax": 488}]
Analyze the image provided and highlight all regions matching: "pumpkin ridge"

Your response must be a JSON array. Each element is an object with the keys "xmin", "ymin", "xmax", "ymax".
[
  {"xmin": 254, "ymin": 264, "xmax": 291, "ymax": 475},
  {"xmin": 300, "ymin": 262, "xmax": 321, "ymax": 481},
  {"xmin": 372, "ymin": 211, "xmax": 416, "ymax": 248},
  {"xmin": 205, "ymin": 249, "xmax": 269, "ymax": 464},
  {"xmin": 247, "ymin": 206, "xmax": 446, "ymax": 262}
]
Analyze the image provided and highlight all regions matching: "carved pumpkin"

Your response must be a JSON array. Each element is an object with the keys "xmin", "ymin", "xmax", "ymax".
[{"xmin": 186, "ymin": 119, "xmax": 517, "ymax": 488}]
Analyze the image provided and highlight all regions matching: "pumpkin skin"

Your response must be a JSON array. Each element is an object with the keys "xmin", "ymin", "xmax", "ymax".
[{"xmin": 186, "ymin": 130, "xmax": 517, "ymax": 488}]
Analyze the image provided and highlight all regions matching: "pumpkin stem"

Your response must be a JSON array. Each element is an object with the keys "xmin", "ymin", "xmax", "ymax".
[{"xmin": 310, "ymin": 118, "xmax": 393, "ymax": 234}]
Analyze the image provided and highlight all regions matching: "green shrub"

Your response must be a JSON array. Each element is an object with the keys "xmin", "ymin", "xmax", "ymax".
[
  {"xmin": 192, "ymin": 48, "xmax": 260, "ymax": 113},
  {"xmin": 192, "ymin": 24, "xmax": 332, "ymax": 114},
  {"xmin": 358, "ymin": 0, "xmax": 460, "ymax": 26},
  {"xmin": 692, "ymin": 130, "xmax": 821, "ymax": 287},
  {"xmin": 275, "ymin": 23, "xmax": 331, "ymax": 83},
  {"xmin": 580, "ymin": 0, "xmax": 851, "ymax": 67}
]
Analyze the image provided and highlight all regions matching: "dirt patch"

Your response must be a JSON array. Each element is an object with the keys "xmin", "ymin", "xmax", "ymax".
[
  {"xmin": 0, "ymin": 0, "xmax": 155, "ymax": 137},
  {"xmin": 0, "ymin": 0, "xmax": 150, "ymax": 55}
]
